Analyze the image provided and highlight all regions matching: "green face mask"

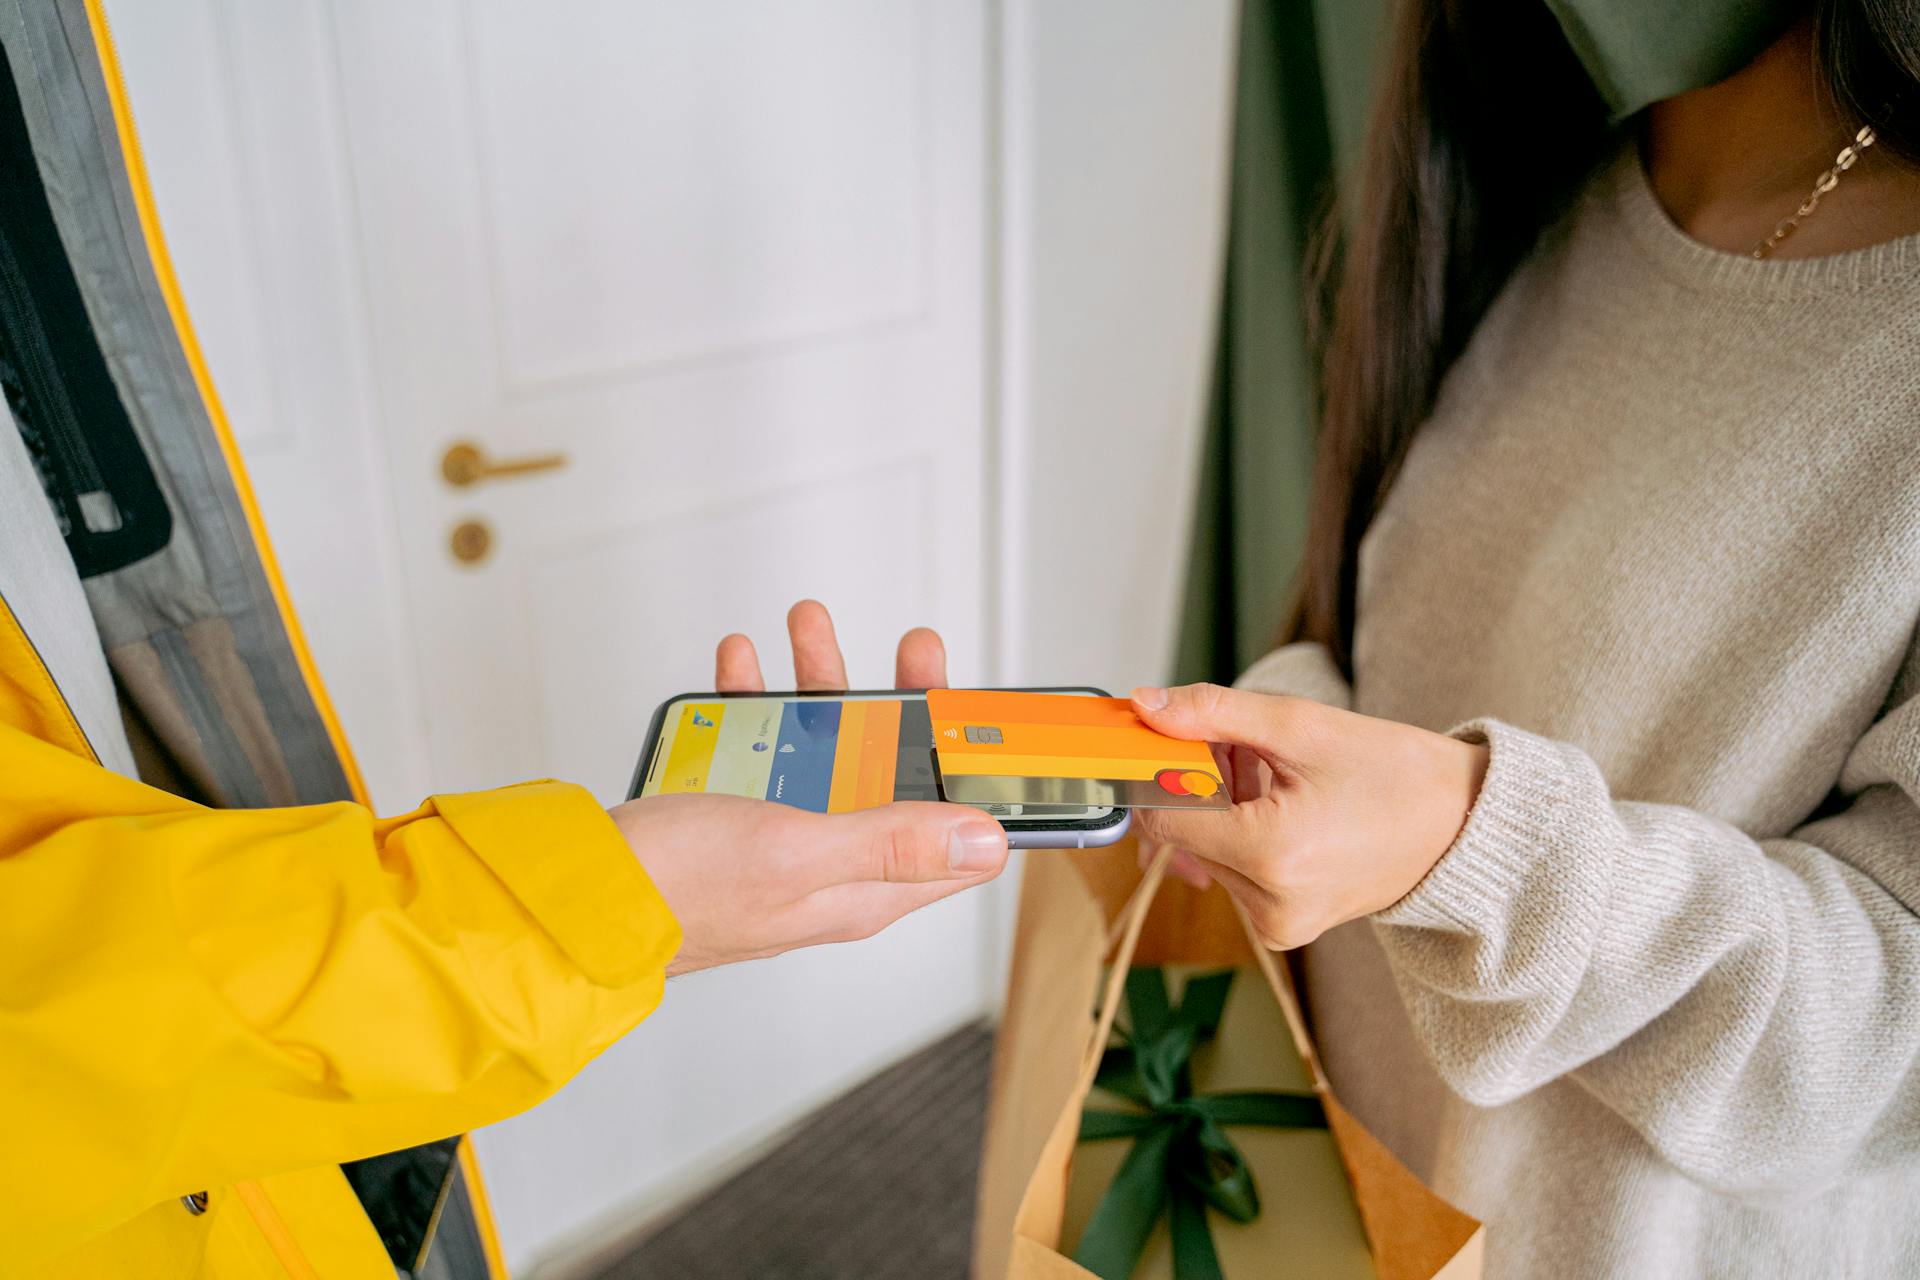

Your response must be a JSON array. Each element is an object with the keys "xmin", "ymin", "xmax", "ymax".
[{"xmin": 1543, "ymin": 0, "xmax": 1807, "ymax": 119}]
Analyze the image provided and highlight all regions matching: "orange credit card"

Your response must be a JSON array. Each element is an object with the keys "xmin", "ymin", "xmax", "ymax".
[{"xmin": 925, "ymin": 690, "xmax": 1231, "ymax": 810}]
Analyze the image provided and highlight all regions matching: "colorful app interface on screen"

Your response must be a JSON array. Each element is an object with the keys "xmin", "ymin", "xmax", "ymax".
[{"xmin": 642, "ymin": 696, "xmax": 940, "ymax": 810}]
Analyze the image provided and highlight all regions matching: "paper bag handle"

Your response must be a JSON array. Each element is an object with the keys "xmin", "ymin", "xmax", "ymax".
[
  {"xmin": 1075, "ymin": 845, "xmax": 1171, "ymax": 1089},
  {"xmin": 1081, "ymin": 843, "xmax": 1329, "ymax": 1096},
  {"xmin": 1225, "ymin": 892, "xmax": 1328, "ymax": 1093}
]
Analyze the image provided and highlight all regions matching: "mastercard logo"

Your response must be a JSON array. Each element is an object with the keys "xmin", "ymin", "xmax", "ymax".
[{"xmin": 1154, "ymin": 768, "xmax": 1219, "ymax": 798}]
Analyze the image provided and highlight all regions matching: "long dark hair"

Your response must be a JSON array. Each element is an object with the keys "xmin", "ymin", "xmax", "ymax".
[{"xmin": 1289, "ymin": 0, "xmax": 1920, "ymax": 674}]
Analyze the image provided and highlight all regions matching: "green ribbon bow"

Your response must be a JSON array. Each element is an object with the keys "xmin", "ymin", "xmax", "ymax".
[{"xmin": 1073, "ymin": 969, "xmax": 1327, "ymax": 1280}]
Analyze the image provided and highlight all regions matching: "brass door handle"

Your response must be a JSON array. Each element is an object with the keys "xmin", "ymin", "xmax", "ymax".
[{"xmin": 441, "ymin": 439, "xmax": 567, "ymax": 487}]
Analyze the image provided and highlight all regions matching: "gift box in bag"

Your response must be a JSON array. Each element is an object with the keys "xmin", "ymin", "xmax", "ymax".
[{"xmin": 972, "ymin": 844, "xmax": 1483, "ymax": 1280}]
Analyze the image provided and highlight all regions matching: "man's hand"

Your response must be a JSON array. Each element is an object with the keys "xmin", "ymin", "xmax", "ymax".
[
  {"xmin": 613, "ymin": 792, "xmax": 1006, "ymax": 976},
  {"xmin": 628, "ymin": 599, "xmax": 982, "ymax": 976},
  {"xmin": 715, "ymin": 599, "xmax": 950, "ymax": 693}
]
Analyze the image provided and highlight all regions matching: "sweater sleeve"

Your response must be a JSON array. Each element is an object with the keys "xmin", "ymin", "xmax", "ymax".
[
  {"xmin": 1372, "ymin": 648, "xmax": 1920, "ymax": 1195},
  {"xmin": 1234, "ymin": 641, "xmax": 1354, "ymax": 709}
]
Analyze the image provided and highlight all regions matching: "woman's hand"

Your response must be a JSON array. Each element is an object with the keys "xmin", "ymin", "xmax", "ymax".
[
  {"xmin": 1129, "ymin": 683, "xmax": 1489, "ymax": 950},
  {"xmin": 715, "ymin": 599, "xmax": 949, "ymax": 693}
]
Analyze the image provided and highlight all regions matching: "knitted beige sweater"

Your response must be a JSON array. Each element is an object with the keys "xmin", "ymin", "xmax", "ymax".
[{"xmin": 1239, "ymin": 148, "xmax": 1920, "ymax": 1277}]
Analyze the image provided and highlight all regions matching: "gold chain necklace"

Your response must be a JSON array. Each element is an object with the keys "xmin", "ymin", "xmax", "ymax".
[{"xmin": 1751, "ymin": 125, "xmax": 1878, "ymax": 259}]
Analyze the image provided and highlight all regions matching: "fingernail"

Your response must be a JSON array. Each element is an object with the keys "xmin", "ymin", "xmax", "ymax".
[
  {"xmin": 1131, "ymin": 686, "xmax": 1169, "ymax": 711},
  {"xmin": 949, "ymin": 822, "xmax": 1005, "ymax": 873}
]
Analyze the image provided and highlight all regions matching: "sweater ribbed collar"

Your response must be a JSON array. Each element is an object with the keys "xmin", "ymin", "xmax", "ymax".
[{"xmin": 1605, "ymin": 141, "xmax": 1920, "ymax": 298}]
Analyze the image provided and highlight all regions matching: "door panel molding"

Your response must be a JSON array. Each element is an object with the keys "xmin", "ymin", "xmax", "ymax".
[{"xmin": 458, "ymin": 0, "xmax": 938, "ymax": 396}]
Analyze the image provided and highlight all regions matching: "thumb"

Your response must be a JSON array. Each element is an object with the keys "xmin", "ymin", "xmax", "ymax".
[
  {"xmin": 1130, "ymin": 682, "xmax": 1285, "ymax": 756},
  {"xmin": 810, "ymin": 802, "xmax": 1009, "ymax": 886}
]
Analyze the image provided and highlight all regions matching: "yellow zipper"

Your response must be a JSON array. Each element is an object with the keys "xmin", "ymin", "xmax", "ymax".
[
  {"xmin": 459, "ymin": 1136, "xmax": 513, "ymax": 1280},
  {"xmin": 231, "ymin": 1183, "xmax": 323, "ymax": 1280}
]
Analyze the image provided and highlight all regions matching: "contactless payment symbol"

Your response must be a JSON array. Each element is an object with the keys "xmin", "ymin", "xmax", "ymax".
[{"xmin": 1155, "ymin": 768, "xmax": 1219, "ymax": 798}]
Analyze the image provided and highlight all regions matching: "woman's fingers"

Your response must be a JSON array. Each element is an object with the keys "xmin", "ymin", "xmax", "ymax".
[
  {"xmin": 1230, "ymin": 744, "xmax": 1268, "ymax": 803},
  {"xmin": 1208, "ymin": 741, "xmax": 1235, "ymax": 784},
  {"xmin": 1184, "ymin": 857, "xmax": 1298, "ymax": 948},
  {"xmin": 788, "ymin": 599, "xmax": 851, "ymax": 690},
  {"xmin": 1132, "ymin": 798, "xmax": 1274, "ymax": 881},
  {"xmin": 1136, "ymin": 840, "xmax": 1215, "ymax": 890},
  {"xmin": 716, "ymin": 633, "xmax": 766, "ymax": 693},
  {"xmin": 1131, "ymin": 683, "xmax": 1302, "ymax": 770},
  {"xmin": 895, "ymin": 626, "xmax": 949, "ymax": 690},
  {"xmin": 1167, "ymin": 848, "xmax": 1214, "ymax": 889}
]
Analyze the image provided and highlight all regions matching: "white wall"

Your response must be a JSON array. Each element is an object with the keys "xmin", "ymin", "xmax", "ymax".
[
  {"xmin": 972, "ymin": 0, "xmax": 1240, "ymax": 1034},
  {"xmin": 998, "ymin": 0, "xmax": 1238, "ymax": 695}
]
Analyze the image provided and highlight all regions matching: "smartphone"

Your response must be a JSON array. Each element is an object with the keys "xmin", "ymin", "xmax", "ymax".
[{"xmin": 629, "ymin": 688, "xmax": 1134, "ymax": 849}]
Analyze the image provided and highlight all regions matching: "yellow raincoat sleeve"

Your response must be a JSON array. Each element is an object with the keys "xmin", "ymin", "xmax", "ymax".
[{"xmin": 0, "ymin": 724, "xmax": 681, "ymax": 1267}]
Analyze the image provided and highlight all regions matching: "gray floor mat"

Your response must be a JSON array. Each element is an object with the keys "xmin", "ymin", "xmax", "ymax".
[{"xmin": 589, "ymin": 1021, "xmax": 995, "ymax": 1280}]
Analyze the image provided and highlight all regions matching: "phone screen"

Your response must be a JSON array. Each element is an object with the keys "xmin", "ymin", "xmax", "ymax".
[{"xmin": 636, "ymin": 691, "xmax": 1115, "ymax": 823}]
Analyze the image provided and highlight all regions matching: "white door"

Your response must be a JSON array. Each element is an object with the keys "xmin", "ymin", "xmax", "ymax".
[
  {"xmin": 111, "ymin": 0, "xmax": 993, "ymax": 1267},
  {"xmin": 326, "ymin": 0, "xmax": 989, "ymax": 797}
]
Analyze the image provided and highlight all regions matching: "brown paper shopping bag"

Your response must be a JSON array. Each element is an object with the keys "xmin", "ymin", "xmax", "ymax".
[{"xmin": 973, "ymin": 843, "xmax": 1484, "ymax": 1280}]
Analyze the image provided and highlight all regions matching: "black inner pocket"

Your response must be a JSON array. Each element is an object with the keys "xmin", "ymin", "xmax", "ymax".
[{"xmin": 0, "ymin": 37, "xmax": 169, "ymax": 578}]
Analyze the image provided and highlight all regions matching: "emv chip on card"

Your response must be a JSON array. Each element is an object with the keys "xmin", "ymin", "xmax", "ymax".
[{"xmin": 925, "ymin": 689, "xmax": 1231, "ymax": 810}]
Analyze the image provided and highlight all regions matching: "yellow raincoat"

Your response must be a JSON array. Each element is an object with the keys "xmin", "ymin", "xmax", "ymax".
[{"xmin": 0, "ymin": 2, "xmax": 682, "ymax": 1274}]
